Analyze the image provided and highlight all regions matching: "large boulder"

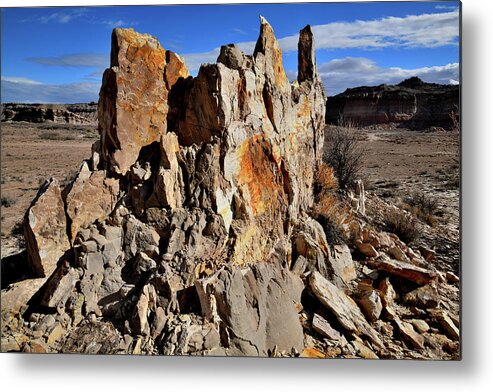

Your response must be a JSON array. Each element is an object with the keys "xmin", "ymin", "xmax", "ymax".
[
  {"xmin": 196, "ymin": 263, "xmax": 304, "ymax": 356},
  {"xmin": 24, "ymin": 178, "xmax": 70, "ymax": 277}
]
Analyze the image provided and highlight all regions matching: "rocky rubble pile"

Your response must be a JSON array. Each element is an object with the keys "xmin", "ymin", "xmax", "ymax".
[{"xmin": 1, "ymin": 19, "xmax": 459, "ymax": 359}]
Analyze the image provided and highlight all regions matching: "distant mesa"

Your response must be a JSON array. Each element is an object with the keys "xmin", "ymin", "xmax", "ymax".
[
  {"xmin": 325, "ymin": 77, "xmax": 460, "ymax": 130},
  {"xmin": 1, "ymin": 102, "xmax": 98, "ymax": 125}
]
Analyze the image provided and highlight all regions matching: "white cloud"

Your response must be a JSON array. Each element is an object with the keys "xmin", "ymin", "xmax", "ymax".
[
  {"xmin": 1, "ymin": 78, "xmax": 99, "ymax": 103},
  {"xmin": 180, "ymin": 10, "xmax": 459, "ymax": 74},
  {"xmin": 314, "ymin": 57, "xmax": 459, "ymax": 95},
  {"xmin": 20, "ymin": 8, "xmax": 136, "ymax": 29},
  {"xmin": 27, "ymin": 8, "xmax": 89, "ymax": 24},
  {"xmin": 277, "ymin": 10, "xmax": 459, "ymax": 51},
  {"xmin": 232, "ymin": 28, "xmax": 248, "ymax": 35},
  {"xmin": 27, "ymin": 53, "xmax": 108, "ymax": 68},
  {"xmin": 435, "ymin": 5, "xmax": 459, "ymax": 10},
  {"xmin": 1, "ymin": 76, "xmax": 43, "ymax": 85},
  {"xmin": 100, "ymin": 19, "xmax": 139, "ymax": 29}
]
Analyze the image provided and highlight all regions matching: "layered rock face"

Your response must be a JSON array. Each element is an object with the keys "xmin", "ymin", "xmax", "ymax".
[
  {"xmin": 13, "ymin": 19, "xmax": 327, "ymax": 356},
  {"xmin": 1, "ymin": 103, "xmax": 97, "ymax": 124},
  {"xmin": 326, "ymin": 77, "xmax": 459, "ymax": 130}
]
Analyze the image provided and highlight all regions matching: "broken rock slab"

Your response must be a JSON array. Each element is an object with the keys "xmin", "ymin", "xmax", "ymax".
[
  {"xmin": 311, "ymin": 313, "xmax": 348, "ymax": 345},
  {"xmin": 356, "ymin": 289, "xmax": 383, "ymax": 323},
  {"xmin": 368, "ymin": 254, "xmax": 437, "ymax": 285},
  {"xmin": 24, "ymin": 178, "xmax": 70, "ymax": 277},
  {"xmin": 197, "ymin": 264, "xmax": 304, "ymax": 356},
  {"xmin": 403, "ymin": 283, "xmax": 440, "ymax": 309},
  {"xmin": 309, "ymin": 271, "xmax": 383, "ymax": 349},
  {"xmin": 428, "ymin": 309, "xmax": 460, "ymax": 341}
]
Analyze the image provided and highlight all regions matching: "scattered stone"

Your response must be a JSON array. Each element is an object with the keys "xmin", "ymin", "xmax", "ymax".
[
  {"xmin": 23, "ymin": 339, "xmax": 49, "ymax": 353},
  {"xmin": 388, "ymin": 246, "xmax": 410, "ymax": 263},
  {"xmin": 404, "ymin": 283, "xmax": 440, "ymax": 309},
  {"xmin": 47, "ymin": 323, "xmax": 65, "ymax": 345},
  {"xmin": 301, "ymin": 347, "xmax": 326, "ymax": 358},
  {"xmin": 352, "ymin": 339, "xmax": 379, "ymax": 359},
  {"xmin": 368, "ymin": 254, "xmax": 437, "ymax": 285},
  {"xmin": 197, "ymin": 264, "xmax": 305, "ymax": 356},
  {"xmin": 309, "ymin": 271, "xmax": 383, "ymax": 348},
  {"xmin": 61, "ymin": 321, "xmax": 123, "ymax": 354},
  {"xmin": 445, "ymin": 271, "xmax": 460, "ymax": 284},
  {"xmin": 394, "ymin": 318, "xmax": 425, "ymax": 350},
  {"xmin": 411, "ymin": 319, "xmax": 430, "ymax": 334},
  {"xmin": 379, "ymin": 277, "xmax": 397, "ymax": 307},
  {"xmin": 356, "ymin": 289, "xmax": 383, "ymax": 322},
  {"xmin": 377, "ymin": 232, "xmax": 394, "ymax": 248},
  {"xmin": 419, "ymin": 245, "xmax": 436, "ymax": 262},
  {"xmin": 1, "ymin": 278, "xmax": 47, "ymax": 317},
  {"xmin": 428, "ymin": 309, "xmax": 460, "ymax": 341},
  {"xmin": 312, "ymin": 313, "xmax": 348, "ymax": 345},
  {"xmin": 356, "ymin": 241, "xmax": 379, "ymax": 258}
]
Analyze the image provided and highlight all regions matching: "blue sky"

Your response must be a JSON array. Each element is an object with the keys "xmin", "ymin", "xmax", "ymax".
[{"xmin": 1, "ymin": 1, "xmax": 460, "ymax": 103}]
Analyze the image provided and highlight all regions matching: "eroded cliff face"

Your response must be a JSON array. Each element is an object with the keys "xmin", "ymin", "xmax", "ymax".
[
  {"xmin": 15, "ymin": 19, "xmax": 327, "ymax": 356},
  {"xmin": 326, "ymin": 77, "xmax": 459, "ymax": 130},
  {"xmin": 1, "ymin": 103, "xmax": 97, "ymax": 124}
]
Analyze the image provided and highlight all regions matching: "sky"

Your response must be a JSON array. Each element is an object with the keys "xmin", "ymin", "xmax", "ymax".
[{"xmin": 1, "ymin": 1, "xmax": 460, "ymax": 103}]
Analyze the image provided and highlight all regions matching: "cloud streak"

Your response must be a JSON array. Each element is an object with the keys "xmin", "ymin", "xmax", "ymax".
[
  {"xmin": 1, "ymin": 77, "xmax": 99, "ymax": 103},
  {"xmin": 20, "ymin": 8, "xmax": 137, "ymax": 29},
  {"xmin": 19, "ymin": 8, "xmax": 88, "ymax": 24},
  {"xmin": 27, "ymin": 53, "xmax": 108, "ymax": 68},
  {"xmin": 279, "ymin": 10, "xmax": 460, "ymax": 51},
  {"xmin": 314, "ymin": 57, "xmax": 459, "ymax": 96}
]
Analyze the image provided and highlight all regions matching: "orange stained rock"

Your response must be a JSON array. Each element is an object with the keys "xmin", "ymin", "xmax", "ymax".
[
  {"xmin": 301, "ymin": 347, "xmax": 326, "ymax": 358},
  {"xmin": 237, "ymin": 135, "xmax": 287, "ymax": 216}
]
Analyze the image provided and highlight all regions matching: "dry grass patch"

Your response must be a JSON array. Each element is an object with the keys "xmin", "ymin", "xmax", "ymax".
[{"xmin": 382, "ymin": 208, "xmax": 421, "ymax": 243}]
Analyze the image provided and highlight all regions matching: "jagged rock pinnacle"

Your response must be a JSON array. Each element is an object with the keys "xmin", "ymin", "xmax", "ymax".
[{"xmin": 298, "ymin": 25, "xmax": 317, "ymax": 83}]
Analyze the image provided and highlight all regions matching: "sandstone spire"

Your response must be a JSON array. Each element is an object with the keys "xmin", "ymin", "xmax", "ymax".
[{"xmin": 298, "ymin": 25, "xmax": 317, "ymax": 83}]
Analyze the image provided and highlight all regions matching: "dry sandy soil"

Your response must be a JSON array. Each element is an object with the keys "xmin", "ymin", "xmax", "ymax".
[
  {"xmin": 355, "ymin": 125, "xmax": 460, "ymax": 274},
  {"xmin": 1, "ymin": 122, "xmax": 98, "ymax": 257},
  {"xmin": 1, "ymin": 122, "xmax": 460, "ymax": 273}
]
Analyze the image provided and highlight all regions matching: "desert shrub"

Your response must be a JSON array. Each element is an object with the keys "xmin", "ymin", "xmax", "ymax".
[
  {"xmin": 314, "ymin": 162, "xmax": 338, "ymax": 195},
  {"xmin": 382, "ymin": 208, "xmax": 421, "ymax": 243},
  {"xmin": 403, "ymin": 192, "xmax": 439, "ymax": 226},
  {"xmin": 449, "ymin": 109, "xmax": 460, "ymax": 132},
  {"xmin": 313, "ymin": 191, "xmax": 354, "ymax": 244},
  {"xmin": 39, "ymin": 131, "xmax": 76, "ymax": 140},
  {"xmin": 1, "ymin": 195, "xmax": 16, "ymax": 207},
  {"xmin": 316, "ymin": 214, "xmax": 346, "ymax": 245},
  {"xmin": 337, "ymin": 114, "xmax": 360, "ymax": 129},
  {"xmin": 324, "ymin": 126, "xmax": 365, "ymax": 189}
]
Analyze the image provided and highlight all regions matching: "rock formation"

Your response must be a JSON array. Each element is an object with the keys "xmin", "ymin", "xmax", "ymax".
[
  {"xmin": 325, "ymin": 77, "xmax": 460, "ymax": 130},
  {"xmin": 1, "ymin": 103, "xmax": 97, "ymax": 124},
  {"xmin": 1, "ymin": 19, "xmax": 459, "ymax": 359}
]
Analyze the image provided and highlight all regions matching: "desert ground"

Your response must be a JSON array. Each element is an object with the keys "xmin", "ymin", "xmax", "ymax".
[
  {"xmin": 1, "ymin": 122, "xmax": 98, "ymax": 257},
  {"xmin": 1, "ymin": 122, "xmax": 460, "ymax": 274},
  {"xmin": 357, "ymin": 125, "xmax": 460, "ymax": 275}
]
